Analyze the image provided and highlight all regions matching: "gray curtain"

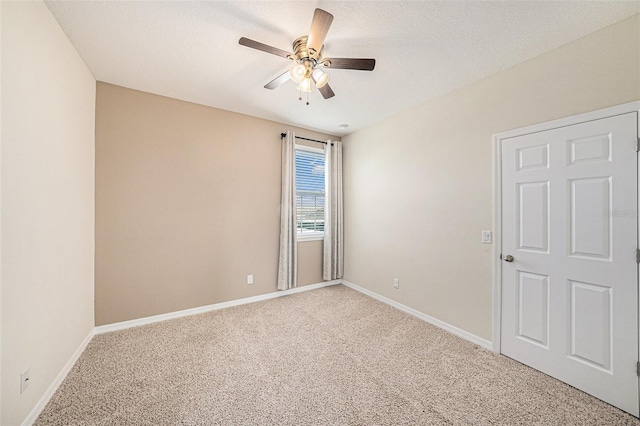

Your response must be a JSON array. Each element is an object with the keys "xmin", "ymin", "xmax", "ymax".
[
  {"xmin": 323, "ymin": 141, "xmax": 344, "ymax": 280},
  {"xmin": 277, "ymin": 131, "xmax": 297, "ymax": 290}
]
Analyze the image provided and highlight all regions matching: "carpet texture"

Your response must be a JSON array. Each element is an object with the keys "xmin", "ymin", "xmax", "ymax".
[{"xmin": 36, "ymin": 285, "xmax": 639, "ymax": 425}]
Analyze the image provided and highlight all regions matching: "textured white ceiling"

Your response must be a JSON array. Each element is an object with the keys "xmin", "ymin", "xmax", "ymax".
[{"xmin": 45, "ymin": 1, "xmax": 639, "ymax": 137}]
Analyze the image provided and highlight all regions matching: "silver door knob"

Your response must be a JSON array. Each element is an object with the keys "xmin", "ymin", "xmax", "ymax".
[{"xmin": 504, "ymin": 255, "xmax": 514, "ymax": 262}]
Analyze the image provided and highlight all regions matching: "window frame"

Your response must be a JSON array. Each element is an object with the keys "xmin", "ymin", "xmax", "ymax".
[{"xmin": 295, "ymin": 144, "xmax": 325, "ymax": 242}]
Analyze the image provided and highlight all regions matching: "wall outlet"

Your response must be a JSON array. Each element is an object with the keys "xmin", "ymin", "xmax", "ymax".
[
  {"xmin": 482, "ymin": 230, "xmax": 492, "ymax": 244},
  {"xmin": 393, "ymin": 278, "xmax": 400, "ymax": 289},
  {"xmin": 247, "ymin": 274, "xmax": 254, "ymax": 285},
  {"xmin": 20, "ymin": 368, "xmax": 31, "ymax": 394}
]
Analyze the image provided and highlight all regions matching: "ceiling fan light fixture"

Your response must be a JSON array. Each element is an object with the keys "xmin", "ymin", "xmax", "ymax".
[
  {"xmin": 312, "ymin": 68, "xmax": 329, "ymax": 88},
  {"xmin": 296, "ymin": 77, "xmax": 313, "ymax": 93},
  {"xmin": 239, "ymin": 8, "xmax": 375, "ymax": 102},
  {"xmin": 289, "ymin": 63, "xmax": 307, "ymax": 83}
]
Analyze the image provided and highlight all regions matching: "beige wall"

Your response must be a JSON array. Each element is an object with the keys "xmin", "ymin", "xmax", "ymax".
[
  {"xmin": 95, "ymin": 83, "xmax": 337, "ymax": 326},
  {"xmin": 342, "ymin": 14, "xmax": 640, "ymax": 341},
  {"xmin": 1, "ymin": 1, "xmax": 96, "ymax": 425}
]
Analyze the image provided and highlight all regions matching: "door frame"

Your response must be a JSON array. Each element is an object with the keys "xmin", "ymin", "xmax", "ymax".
[{"xmin": 492, "ymin": 100, "xmax": 640, "ymax": 354}]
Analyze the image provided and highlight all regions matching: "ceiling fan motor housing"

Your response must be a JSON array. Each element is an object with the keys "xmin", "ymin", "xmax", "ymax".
[{"xmin": 292, "ymin": 36, "xmax": 323, "ymax": 66}]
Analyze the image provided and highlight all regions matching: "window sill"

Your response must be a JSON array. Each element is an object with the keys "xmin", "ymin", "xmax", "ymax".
[{"xmin": 297, "ymin": 233, "xmax": 324, "ymax": 242}]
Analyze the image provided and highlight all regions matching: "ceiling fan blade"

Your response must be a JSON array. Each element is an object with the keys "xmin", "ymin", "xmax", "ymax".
[
  {"xmin": 264, "ymin": 71, "xmax": 291, "ymax": 90},
  {"xmin": 317, "ymin": 82, "xmax": 335, "ymax": 99},
  {"xmin": 238, "ymin": 37, "xmax": 292, "ymax": 59},
  {"xmin": 312, "ymin": 73, "xmax": 335, "ymax": 99},
  {"xmin": 307, "ymin": 9, "xmax": 334, "ymax": 57},
  {"xmin": 323, "ymin": 58, "xmax": 376, "ymax": 71}
]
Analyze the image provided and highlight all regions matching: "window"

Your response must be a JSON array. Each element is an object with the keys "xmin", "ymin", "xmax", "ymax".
[{"xmin": 295, "ymin": 145, "xmax": 325, "ymax": 240}]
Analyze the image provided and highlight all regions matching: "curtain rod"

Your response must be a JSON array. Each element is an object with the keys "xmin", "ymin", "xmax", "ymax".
[{"xmin": 280, "ymin": 133, "xmax": 331, "ymax": 145}]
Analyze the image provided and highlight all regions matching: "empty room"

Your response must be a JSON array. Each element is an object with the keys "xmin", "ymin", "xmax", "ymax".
[{"xmin": 2, "ymin": 0, "xmax": 640, "ymax": 424}]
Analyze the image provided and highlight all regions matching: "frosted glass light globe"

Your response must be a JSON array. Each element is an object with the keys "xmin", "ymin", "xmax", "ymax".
[
  {"xmin": 289, "ymin": 63, "xmax": 307, "ymax": 84},
  {"xmin": 296, "ymin": 78, "xmax": 312, "ymax": 93},
  {"xmin": 312, "ymin": 68, "xmax": 329, "ymax": 88}
]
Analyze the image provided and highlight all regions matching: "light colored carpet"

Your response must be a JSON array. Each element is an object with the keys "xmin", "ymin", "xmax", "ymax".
[{"xmin": 36, "ymin": 285, "xmax": 639, "ymax": 425}]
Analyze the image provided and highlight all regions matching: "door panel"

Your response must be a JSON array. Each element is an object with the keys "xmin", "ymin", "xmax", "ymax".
[
  {"xmin": 518, "ymin": 143, "xmax": 549, "ymax": 170},
  {"xmin": 569, "ymin": 280, "xmax": 612, "ymax": 371},
  {"xmin": 569, "ymin": 177, "xmax": 611, "ymax": 259},
  {"xmin": 501, "ymin": 112, "xmax": 639, "ymax": 416},
  {"xmin": 517, "ymin": 271, "xmax": 549, "ymax": 347},
  {"xmin": 568, "ymin": 133, "xmax": 611, "ymax": 165},
  {"xmin": 518, "ymin": 181, "xmax": 549, "ymax": 252}
]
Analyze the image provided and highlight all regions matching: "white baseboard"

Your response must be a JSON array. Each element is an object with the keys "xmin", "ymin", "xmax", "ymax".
[
  {"xmin": 22, "ymin": 329, "xmax": 95, "ymax": 426},
  {"xmin": 22, "ymin": 280, "xmax": 341, "ymax": 425},
  {"xmin": 340, "ymin": 280, "xmax": 493, "ymax": 351},
  {"xmin": 95, "ymin": 280, "xmax": 342, "ymax": 334},
  {"xmin": 21, "ymin": 278, "xmax": 490, "ymax": 426}
]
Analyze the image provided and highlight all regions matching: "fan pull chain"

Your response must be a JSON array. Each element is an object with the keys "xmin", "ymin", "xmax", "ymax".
[{"xmin": 296, "ymin": 89, "xmax": 310, "ymax": 106}]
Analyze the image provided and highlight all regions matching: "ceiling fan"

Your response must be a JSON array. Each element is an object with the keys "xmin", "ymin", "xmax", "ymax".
[{"xmin": 238, "ymin": 8, "xmax": 376, "ymax": 102}]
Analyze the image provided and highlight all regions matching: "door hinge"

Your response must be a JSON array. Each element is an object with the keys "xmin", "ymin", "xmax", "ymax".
[
  {"xmin": 637, "ymin": 137, "xmax": 640, "ymax": 152},
  {"xmin": 637, "ymin": 362, "xmax": 640, "ymax": 376},
  {"xmin": 636, "ymin": 249, "xmax": 640, "ymax": 263}
]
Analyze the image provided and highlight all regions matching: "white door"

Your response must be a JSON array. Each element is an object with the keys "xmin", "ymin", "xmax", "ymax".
[{"xmin": 501, "ymin": 112, "xmax": 639, "ymax": 416}]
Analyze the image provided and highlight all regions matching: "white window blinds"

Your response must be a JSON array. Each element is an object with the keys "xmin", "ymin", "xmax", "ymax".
[{"xmin": 295, "ymin": 146, "xmax": 325, "ymax": 238}]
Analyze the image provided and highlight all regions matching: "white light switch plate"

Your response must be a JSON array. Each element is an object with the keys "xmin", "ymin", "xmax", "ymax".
[
  {"xmin": 482, "ymin": 231, "xmax": 492, "ymax": 244},
  {"xmin": 20, "ymin": 368, "xmax": 30, "ymax": 394}
]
